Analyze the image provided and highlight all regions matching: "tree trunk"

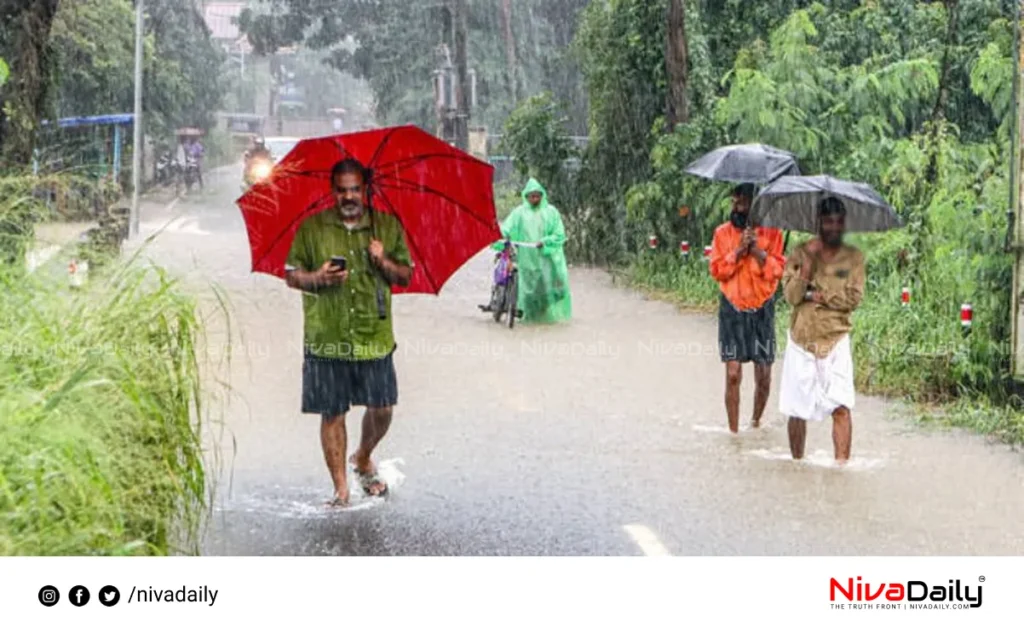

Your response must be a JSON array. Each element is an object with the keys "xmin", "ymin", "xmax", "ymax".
[
  {"xmin": 930, "ymin": 0, "xmax": 960, "ymax": 126},
  {"xmin": 452, "ymin": 0, "xmax": 470, "ymax": 151},
  {"xmin": 501, "ymin": 0, "xmax": 520, "ymax": 105},
  {"xmin": 0, "ymin": 0, "xmax": 62, "ymax": 168},
  {"xmin": 665, "ymin": 0, "xmax": 690, "ymax": 131},
  {"xmin": 926, "ymin": 0, "xmax": 960, "ymax": 182}
]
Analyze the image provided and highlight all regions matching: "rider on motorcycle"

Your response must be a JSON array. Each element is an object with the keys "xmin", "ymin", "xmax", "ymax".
[
  {"xmin": 246, "ymin": 136, "xmax": 272, "ymax": 163},
  {"xmin": 490, "ymin": 178, "xmax": 573, "ymax": 324},
  {"xmin": 185, "ymin": 138, "xmax": 205, "ymax": 190}
]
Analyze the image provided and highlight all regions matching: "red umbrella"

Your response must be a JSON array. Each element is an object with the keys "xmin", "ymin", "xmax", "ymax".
[{"xmin": 236, "ymin": 125, "xmax": 501, "ymax": 294}]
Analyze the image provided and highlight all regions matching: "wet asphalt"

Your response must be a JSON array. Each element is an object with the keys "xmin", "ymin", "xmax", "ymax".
[{"xmin": 130, "ymin": 165, "xmax": 1024, "ymax": 556}]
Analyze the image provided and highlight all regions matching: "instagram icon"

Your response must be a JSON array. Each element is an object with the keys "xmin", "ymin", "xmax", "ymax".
[{"xmin": 38, "ymin": 585, "xmax": 59, "ymax": 607}]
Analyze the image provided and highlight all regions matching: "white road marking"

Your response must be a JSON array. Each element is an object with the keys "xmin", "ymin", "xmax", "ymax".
[{"xmin": 623, "ymin": 524, "xmax": 671, "ymax": 557}]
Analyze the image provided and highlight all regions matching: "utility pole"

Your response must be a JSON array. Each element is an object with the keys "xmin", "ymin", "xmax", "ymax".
[
  {"xmin": 130, "ymin": 0, "xmax": 144, "ymax": 238},
  {"xmin": 452, "ymin": 0, "xmax": 470, "ymax": 151},
  {"xmin": 1011, "ymin": 0, "xmax": 1024, "ymax": 378}
]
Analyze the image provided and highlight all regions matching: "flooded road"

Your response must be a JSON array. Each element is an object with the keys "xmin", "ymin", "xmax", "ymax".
[{"xmin": 133, "ymin": 166, "xmax": 1024, "ymax": 555}]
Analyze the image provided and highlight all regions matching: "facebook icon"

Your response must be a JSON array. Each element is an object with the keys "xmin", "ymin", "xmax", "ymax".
[{"xmin": 69, "ymin": 585, "xmax": 90, "ymax": 607}]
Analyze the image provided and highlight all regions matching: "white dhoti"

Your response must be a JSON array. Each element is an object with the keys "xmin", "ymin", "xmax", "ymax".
[{"xmin": 779, "ymin": 332, "xmax": 855, "ymax": 422}]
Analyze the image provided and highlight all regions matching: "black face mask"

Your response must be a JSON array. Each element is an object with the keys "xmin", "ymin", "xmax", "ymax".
[
  {"xmin": 730, "ymin": 212, "xmax": 748, "ymax": 229},
  {"xmin": 822, "ymin": 232, "xmax": 843, "ymax": 247}
]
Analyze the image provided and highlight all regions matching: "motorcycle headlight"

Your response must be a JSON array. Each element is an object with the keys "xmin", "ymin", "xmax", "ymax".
[{"xmin": 251, "ymin": 161, "xmax": 272, "ymax": 181}]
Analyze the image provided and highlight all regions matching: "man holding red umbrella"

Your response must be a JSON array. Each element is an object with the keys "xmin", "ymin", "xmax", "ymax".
[
  {"xmin": 238, "ymin": 125, "xmax": 502, "ymax": 505},
  {"xmin": 284, "ymin": 158, "xmax": 413, "ymax": 506}
]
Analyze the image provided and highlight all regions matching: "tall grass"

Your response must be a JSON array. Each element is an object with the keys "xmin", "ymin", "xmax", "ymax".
[{"xmin": 0, "ymin": 253, "xmax": 208, "ymax": 555}]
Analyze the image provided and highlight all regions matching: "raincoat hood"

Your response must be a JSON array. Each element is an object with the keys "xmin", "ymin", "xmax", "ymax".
[{"xmin": 521, "ymin": 178, "xmax": 548, "ymax": 207}]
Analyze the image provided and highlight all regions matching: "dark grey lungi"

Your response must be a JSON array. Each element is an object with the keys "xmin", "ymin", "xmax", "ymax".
[{"xmin": 718, "ymin": 293, "xmax": 776, "ymax": 365}]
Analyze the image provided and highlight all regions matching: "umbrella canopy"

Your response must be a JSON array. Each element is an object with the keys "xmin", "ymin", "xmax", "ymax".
[
  {"xmin": 684, "ymin": 143, "xmax": 801, "ymax": 184},
  {"xmin": 236, "ymin": 125, "xmax": 501, "ymax": 295},
  {"xmin": 750, "ymin": 175, "xmax": 903, "ymax": 233}
]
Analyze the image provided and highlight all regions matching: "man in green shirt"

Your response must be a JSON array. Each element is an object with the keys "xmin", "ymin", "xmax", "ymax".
[{"xmin": 285, "ymin": 158, "xmax": 413, "ymax": 506}]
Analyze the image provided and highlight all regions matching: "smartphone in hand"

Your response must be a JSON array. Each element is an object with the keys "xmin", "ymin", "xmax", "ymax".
[{"xmin": 330, "ymin": 256, "xmax": 347, "ymax": 271}]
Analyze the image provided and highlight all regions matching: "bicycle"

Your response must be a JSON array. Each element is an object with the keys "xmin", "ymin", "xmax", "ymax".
[{"xmin": 478, "ymin": 240, "xmax": 539, "ymax": 329}]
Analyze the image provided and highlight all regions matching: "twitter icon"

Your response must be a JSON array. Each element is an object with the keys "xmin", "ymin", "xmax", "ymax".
[{"xmin": 99, "ymin": 585, "xmax": 120, "ymax": 607}]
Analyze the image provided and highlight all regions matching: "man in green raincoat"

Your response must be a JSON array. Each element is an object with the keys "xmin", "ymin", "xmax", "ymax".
[{"xmin": 493, "ymin": 178, "xmax": 573, "ymax": 323}]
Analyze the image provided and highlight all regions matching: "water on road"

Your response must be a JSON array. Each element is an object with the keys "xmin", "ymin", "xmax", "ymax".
[{"xmin": 130, "ymin": 166, "xmax": 1024, "ymax": 556}]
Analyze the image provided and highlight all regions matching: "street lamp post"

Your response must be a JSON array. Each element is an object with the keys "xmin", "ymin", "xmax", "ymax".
[{"xmin": 130, "ymin": 0, "xmax": 144, "ymax": 238}]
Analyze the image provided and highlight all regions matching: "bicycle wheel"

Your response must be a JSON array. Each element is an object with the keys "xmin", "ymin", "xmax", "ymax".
[
  {"xmin": 506, "ymin": 271, "xmax": 519, "ymax": 329},
  {"xmin": 492, "ymin": 283, "xmax": 504, "ymax": 322}
]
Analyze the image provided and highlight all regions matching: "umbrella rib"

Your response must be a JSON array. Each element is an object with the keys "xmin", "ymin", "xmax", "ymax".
[
  {"xmin": 368, "ymin": 127, "xmax": 401, "ymax": 172},
  {"xmin": 373, "ymin": 174, "xmax": 495, "ymax": 229},
  {"xmin": 331, "ymin": 138, "xmax": 354, "ymax": 161},
  {"xmin": 374, "ymin": 152, "xmax": 490, "ymax": 173},
  {"xmin": 251, "ymin": 192, "xmax": 335, "ymax": 271},
  {"xmin": 375, "ymin": 187, "xmax": 440, "ymax": 293}
]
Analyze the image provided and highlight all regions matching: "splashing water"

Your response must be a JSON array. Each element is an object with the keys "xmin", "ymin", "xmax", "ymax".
[
  {"xmin": 691, "ymin": 422, "xmax": 775, "ymax": 435},
  {"xmin": 216, "ymin": 458, "xmax": 408, "ymax": 518},
  {"xmin": 745, "ymin": 448, "xmax": 885, "ymax": 471}
]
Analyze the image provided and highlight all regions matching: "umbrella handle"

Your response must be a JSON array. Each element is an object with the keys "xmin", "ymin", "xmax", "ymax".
[{"xmin": 367, "ymin": 184, "xmax": 388, "ymax": 321}]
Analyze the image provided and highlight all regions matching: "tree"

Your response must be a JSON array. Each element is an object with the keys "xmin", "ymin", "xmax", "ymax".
[
  {"xmin": 665, "ymin": 0, "xmax": 690, "ymax": 130},
  {"xmin": 146, "ymin": 0, "xmax": 226, "ymax": 135},
  {"xmin": 0, "ymin": 0, "xmax": 62, "ymax": 167},
  {"xmin": 50, "ymin": 0, "xmax": 135, "ymax": 118},
  {"xmin": 573, "ymin": 0, "xmax": 669, "ymax": 262}
]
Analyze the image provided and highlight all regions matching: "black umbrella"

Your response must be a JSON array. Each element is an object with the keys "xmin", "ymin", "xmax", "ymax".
[
  {"xmin": 750, "ymin": 175, "xmax": 903, "ymax": 233},
  {"xmin": 684, "ymin": 143, "xmax": 801, "ymax": 184}
]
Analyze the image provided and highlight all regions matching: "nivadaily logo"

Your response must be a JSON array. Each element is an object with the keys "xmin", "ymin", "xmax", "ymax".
[{"xmin": 830, "ymin": 576, "xmax": 984, "ymax": 610}]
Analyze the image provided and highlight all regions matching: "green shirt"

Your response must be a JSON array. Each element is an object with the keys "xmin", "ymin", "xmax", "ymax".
[{"xmin": 285, "ymin": 207, "xmax": 412, "ymax": 361}]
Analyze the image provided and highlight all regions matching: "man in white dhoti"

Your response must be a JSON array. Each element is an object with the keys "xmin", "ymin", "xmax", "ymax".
[{"xmin": 779, "ymin": 197, "xmax": 866, "ymax": 464}]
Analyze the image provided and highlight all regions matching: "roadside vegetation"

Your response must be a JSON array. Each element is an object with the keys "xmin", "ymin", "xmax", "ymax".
[{"xmin": 0, "ymin": 175, "xmax": 211, "ymax": 555}]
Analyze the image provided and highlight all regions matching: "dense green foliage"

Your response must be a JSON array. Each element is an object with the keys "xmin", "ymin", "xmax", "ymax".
[
  {"xmin": 1, "ymin": 0, "xmax": 225, "ymax": 169},
  {"xmin": 49, "ymin": 0, "xmax": 225, "ymax": 133},
  {"xmin": 500, "ymin": 95, "xmax": 578, "ymax": 205}
]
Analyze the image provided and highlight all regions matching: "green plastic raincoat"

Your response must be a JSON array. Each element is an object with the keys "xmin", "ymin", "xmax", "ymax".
[{"xmin": 493, "ymin": 178, "xmax": 573, "ymax": 323}]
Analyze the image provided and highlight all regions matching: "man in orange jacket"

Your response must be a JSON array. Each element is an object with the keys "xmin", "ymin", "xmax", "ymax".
[{"xmin": 709, "ymin": 183, "xmax": 786, "ymax": 433}]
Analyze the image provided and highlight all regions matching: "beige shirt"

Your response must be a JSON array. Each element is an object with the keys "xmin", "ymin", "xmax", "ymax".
[{"xmin": 781, "ymin": 242, "xmax": 866, "ymax": 358}]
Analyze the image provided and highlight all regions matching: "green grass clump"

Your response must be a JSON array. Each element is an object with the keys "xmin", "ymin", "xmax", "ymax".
[{"xmin": 0, "ymin": 260, "xmax": 207, "ymax": 555}]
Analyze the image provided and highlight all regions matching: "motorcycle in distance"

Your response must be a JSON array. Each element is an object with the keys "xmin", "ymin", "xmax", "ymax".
[
  {"xmin": 155, "ymin": 151, "xmax": 183, "ymax": 194},
  {"xmin": 155, "ymin": 151, "xmax": 170, "ymax": 184},
  {"xmin": 183, "ymin": 154, "xmax": 202, "ymax": 194}
]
